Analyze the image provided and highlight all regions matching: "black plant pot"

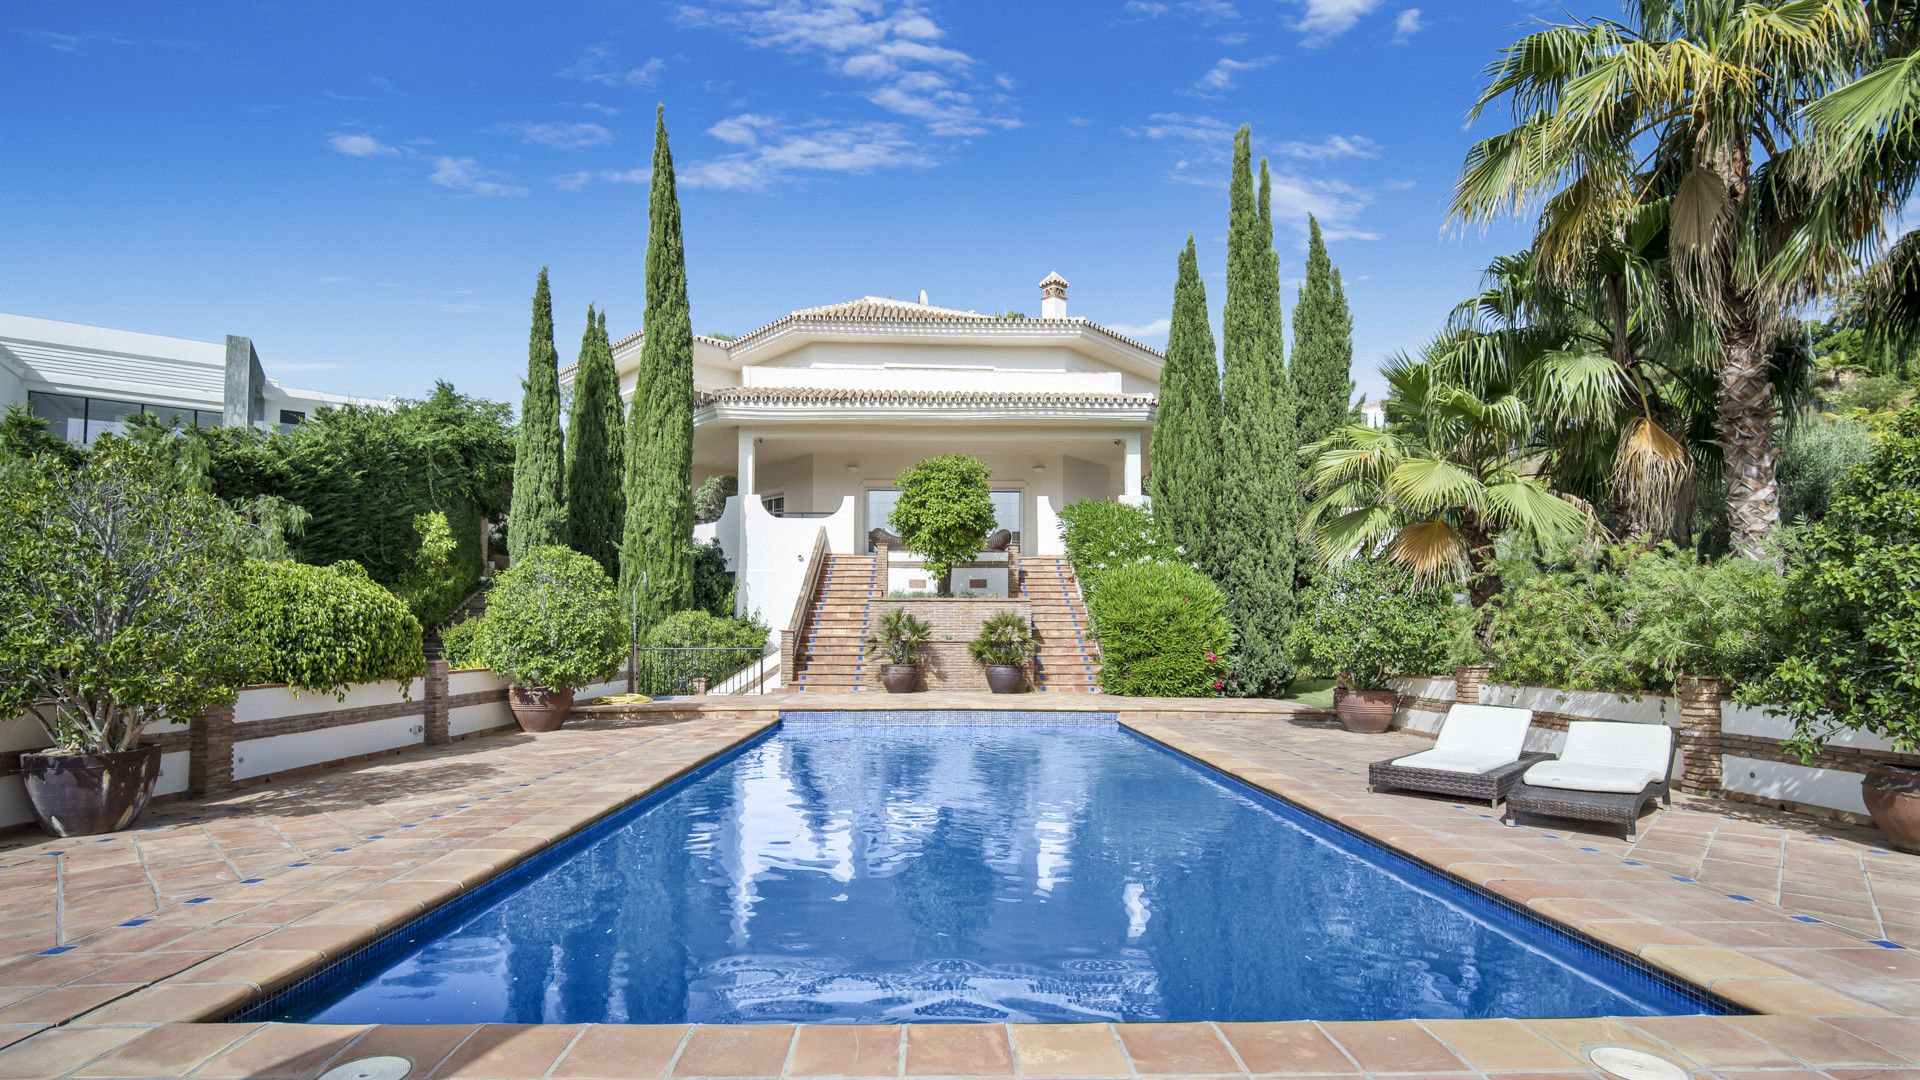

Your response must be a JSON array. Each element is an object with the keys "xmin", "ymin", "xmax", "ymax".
[
  {"xmin": 984, "ymin": 664, "xmax": 1027, "ymax": 694},
  {"xmin": 881, "ymin": 664, "xmax": 921, "ymax": 693},
  {"xmin": 21, "ymin": 745, "xmax": 163, "ymax": 838}
]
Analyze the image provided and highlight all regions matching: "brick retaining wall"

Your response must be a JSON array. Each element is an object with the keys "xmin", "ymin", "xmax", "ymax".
[{"xmin": 869, "ymin": 599, "xmax": 1030, "ymax": 692}]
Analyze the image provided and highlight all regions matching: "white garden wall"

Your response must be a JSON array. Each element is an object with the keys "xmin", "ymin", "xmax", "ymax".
[{"xmin": 0, "ymin": 712, "xmax": 190, "ymax": 831}]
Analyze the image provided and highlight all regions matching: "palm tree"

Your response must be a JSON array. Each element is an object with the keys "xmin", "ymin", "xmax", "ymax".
[
  {"xmin": 1451, "ymin": 1, "xmax": 1898, "ymax": 559},
  {"xmin": 1301, "ymin": 354, "xmax": 1593, "ymax": 609}
]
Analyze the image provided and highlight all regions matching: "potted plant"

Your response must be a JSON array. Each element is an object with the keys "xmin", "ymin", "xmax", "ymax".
[
  {"xmin": 1743, "ymin": 406, "xmax": 1920, "ymax": 849},
  {"xmin": 475, "ymin": 545, "xmax": 625, "ymax": 731},
  {"xmin": 1283, "ymin": 559, "xmax": 1454, "ymax": 733},
  {"xmin": 969, "ymin": 612, "xmax": 1037, "ymax": 693},
  {"xmin": 889, "ymin": 454, "xmax": 996, "ymax": 596},
  {"xmin": 0, "ymin": 441, "xmax": 250, "ymax": 836},
  {"xmin": 866, "ymin": 610, "xmax": 932, "ymax": 693}
]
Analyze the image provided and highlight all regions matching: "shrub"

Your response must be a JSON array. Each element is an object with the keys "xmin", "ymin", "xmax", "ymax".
[
  {"xmin": 644, "ymin": 609, "xmax": 768, "ymax": 651},
  {"xmin": 1481, "ymin": 560, "xmax": 1642, "ymax": 692},
  {"xmin": 476, "ymin": 545, "xmax": 625, "ymax": 691},
  {"xmin": 694, "ymin": 474, "xmax": 737, "ymax": 524},
  {"xmin": 390, "ymin": 511, "xmax": 474, "ymax": 627},
  {"xmin": 1613, "ymin": 545, "xmax": 1785, "ymax": 688},
  {"xmin": 1742, "ymin": 406, "xmax": 1920, "ymax": 756},
  {"xmin": 0, "ymin": 440, "xmax": 250, "ymax": 753},
  {"xmin": 1056, "ymin": 499, "xmax": 1181, "ymax": 589},
  {"xmin": 234, "ymin": 560, "xmax": 425, "ymax": 694},
  {"xmin": 969, "ymin": 612, "xmax": 1038, "ymax": 668},
  {"xmin": 866, "ymin": 610, "xmax": 932, "ymax": 666},
  {"xmin": 1284, "ymin": 560, "xmax": 1455, "ymax": 691},
  {"xmin": 440, "ymin": 615, "xmax": 485, "ymax": 669},
  {"xmin": 1779, "ymin": 418, "xmax": 1878, "ymax": 524},
  {"xmin": 690, "ymin": 539, "xmax": 735, "ymax": 617},
  {"xmin": 1086, "ymin": 561, "xmax": 1231, "ymax": 697},
  {"xmin": 890, "ymin": 454, "xmax": 995, "ymax": 595}
]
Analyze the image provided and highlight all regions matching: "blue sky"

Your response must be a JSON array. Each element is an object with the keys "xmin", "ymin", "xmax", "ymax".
[{"xmin": 2, "ymin": 1, "xmax": 1545, "ymax": 407}]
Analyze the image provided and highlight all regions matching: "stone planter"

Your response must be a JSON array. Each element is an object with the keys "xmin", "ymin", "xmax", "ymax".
[
  {"xmin": 881, "ymin": 664, "xmax": 921, "ymax": 693},
  {"xmin": 1863, "ymin": 764, "xmax": 1920, "ymax": 853},
  {"xmin": 21, "ymin": 745, "xmax": 163, "ymax": 837},
  {"xmin": 1335, "ymin": 689, "xmax": 1396, "ymax": 734},
  {"xmin": 984, "ymin": 664, "xmax": 1027, "ymax": 694},
  {"xmin": 507, "ymin": 686, "xmax": 574, "ymax": 733}
]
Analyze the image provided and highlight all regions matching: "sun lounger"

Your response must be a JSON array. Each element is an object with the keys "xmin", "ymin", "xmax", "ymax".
[
  {"xmin": 1367, "ymin": 704, "xmax": 1548, "ymax": 806},
  {"xmin": 1503, "ymin": 720, "xmax": 1674, "ymax": 840}
]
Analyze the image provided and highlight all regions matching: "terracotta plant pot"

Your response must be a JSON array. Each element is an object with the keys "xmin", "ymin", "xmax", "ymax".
[
  {"xmin": 984, "ymin": 664, "xmax": 1027, "ymax": 694},
  {"xmin": 507, "ymin": 686, "xmax": 575, "ymax": 732},
  {"xmin": 21, "ymin": 745, "xmax": 163, "ymax": 837},
  {"xmin": 1863, "ymin": 764, "xmax": 1920, "ymax": 853},
  {"xmin": 1335, "ymin": 688, "xmax": 1396, "ymax": 734},
  {"xmin": 881, "ymin": 664, "xmax": 921, "ymax": 693}
]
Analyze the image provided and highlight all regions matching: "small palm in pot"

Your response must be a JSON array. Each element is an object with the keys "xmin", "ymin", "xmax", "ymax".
[{"xmin": 866, "ymin": 610, "xmax": 932, "ymax": 693}]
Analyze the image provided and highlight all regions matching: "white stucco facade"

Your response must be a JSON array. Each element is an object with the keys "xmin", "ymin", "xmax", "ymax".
[
  {"xmin": 585, "ymin": 278, "xmax": 1161, "ymax": 638},
  {"xmin": 0, "ymin": 312, "xmax": 390, "ymax": 443}
]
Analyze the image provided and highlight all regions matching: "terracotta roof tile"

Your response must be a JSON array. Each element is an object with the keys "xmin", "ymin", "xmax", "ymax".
[{"xmin": 697, "ymin": 387, "xmax": 1156, "ymax": 409}]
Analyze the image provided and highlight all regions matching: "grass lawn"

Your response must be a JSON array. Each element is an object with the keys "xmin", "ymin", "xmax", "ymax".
[{"xmin": 1280, "ymin": 676, "xmax": 1336, "ymax": 708}]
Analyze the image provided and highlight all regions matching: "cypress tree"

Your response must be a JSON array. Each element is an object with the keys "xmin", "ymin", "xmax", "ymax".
[
  {"xmin": 598, "ymin": 309, "xmax": 623, "ymax": 498},
  {"xmin": 507, "ymin": 267, "xmax": 567, "ymax": 564},
  {"xmin": 1216, "ymin": 132, "xmax": 1299, "ymax": 696},
  {"xmin": 1291, "ymin": 215, "xmax": 1356, "ymax": 448},
  {"xmin": 566, "ymin": 303, "xmax": 624, "ymax": 578},
  {"xmin": 1148, "ymin": 235, "xmax": 1224, "ymax": 573},
  {"xmin": 619, "ymin": 106, "xmax": 695, "ymax": 628}
]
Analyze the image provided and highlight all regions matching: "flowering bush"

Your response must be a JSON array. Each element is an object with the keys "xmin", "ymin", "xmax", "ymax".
[
  {"xmin": 1085, "ymin": 561, "xmax": 1232, "ymax": 696},
  {"xmin": 1056, "ymin": 499, "xmax": 1183, "ymax": 588}
]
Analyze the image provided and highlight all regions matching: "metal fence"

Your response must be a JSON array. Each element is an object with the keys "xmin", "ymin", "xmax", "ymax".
[{"xmin": 628, "ymin": 645, "xmax": 776, "ymax": 697}]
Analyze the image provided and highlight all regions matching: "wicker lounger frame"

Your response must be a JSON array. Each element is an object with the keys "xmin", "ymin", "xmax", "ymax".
[
  {"xmin": 1503, "ymin": 777, "xmax": 1673, "ymax": 840},
  {"xmin": 1367, "ymin": 752, "xmax": 1554, "ymax": 807}
]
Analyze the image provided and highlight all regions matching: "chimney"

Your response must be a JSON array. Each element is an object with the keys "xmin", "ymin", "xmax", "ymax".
[{"xmin": 1038, "ymin": 272, "xmax": 1069, "ymax": 319}]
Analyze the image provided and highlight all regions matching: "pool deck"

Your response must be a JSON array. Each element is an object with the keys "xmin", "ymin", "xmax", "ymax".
[{"xmin": 0, "ymin": 692, "xmax": 1915, "ymax": 1077}]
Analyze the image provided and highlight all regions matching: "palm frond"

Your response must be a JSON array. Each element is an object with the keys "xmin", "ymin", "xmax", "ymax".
[{"xmin": 1387, "ymin": 520, "xmax": 1471, "ymax": 584}]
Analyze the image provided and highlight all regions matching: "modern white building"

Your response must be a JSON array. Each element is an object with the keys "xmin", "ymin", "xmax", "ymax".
[
  {"xmin": 578, "ymin": 274, "xmax": 1162, "ymax": 636},
  {"xmin": 0, "ymin": 313, "xmax": 389, "ymax": 444}
]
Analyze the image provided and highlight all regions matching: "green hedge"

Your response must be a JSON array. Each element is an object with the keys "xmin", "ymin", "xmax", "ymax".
[
  {"xmin": 1284, "ymin": 559, "xmax": 1457, "ymax": 691},
  {"xmin": 476, "ymin": 545, "xmax": 624, "ymax": 691},
  {"xmin": 234, "ymin": 560, "xmax": 425, "ymax": 695},
  {"xmin": 1085, "ymin": 561, "xmax": 1231, "ymax": 696},
  {"xmin": 440, "ymin": 615, "xmax": 485, "ymax": 669},
  {"xmin": 644, "ymin": 609, "xmax": 768, "ymax": 650},
  {"xmin": 1057, "ymin": 499, "xmax": 1181, "ymax": 590}
]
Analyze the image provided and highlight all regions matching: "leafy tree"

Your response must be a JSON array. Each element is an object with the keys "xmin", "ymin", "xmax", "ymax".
[
  {"xmin": 1216, "ymin": 128, "xmax": 1300, "ymax": 695},
  {"xmin": 566, "ymin": 303, "xmax": 626, "ymax": 578},
  {"xmin": 1301, "ymin": 354, "xmax": 1592, "ymax": 610},
  {"xmin": 1291, "ymin": 215, "xmax": 1355, "ymax": 449},
  {"xmin": 1779, "ymin": 418, "xmax": 1879, "ymax": 523},
  {"xmin": 1451, "ymin": 1, "xmax": 1906, "ymax": 558},
  {"xmin": 1742, "ymin": 405, "xmax": 1920, "ymax": 756},
  {"xmin": 0, "ymin": 404, "xmax": 81, "ymax": 467},
  {"xmin": 476, "ymin": 545, "xmax": 625, "ymax": 692},
  {"xmin": 890, "ymin": 454, "xmax": 995, "ymax": 596},
  {"xmin": 622, "ymin": 107, "xmax": 696, "ymax": 628},
  {"xmin": 694, "ymin": 474, "xmax": 737, "ymax": 524},
  {"xmin": 510, "ymin": 267, "xmax": 568, "ymax": 563},
  {"xmin": 234, "ymin": 560, "xmax": 425, "ymax": 695},
  {"xmin": 391, "ymin": 510, "xmax": 467, "ymax": 626},
  {"xmin": 0, "ymin": 439, "xmax": 250, "ymax": 753},
  {"xmin": 1147, "ymin": 236, "xmax": 1223, "ymax": 573},
  {"xmin": 1285, "ymin": 560, "xmax": 1457, "ymax": 692},
  {"xmin": 690, "ymin": 538, "xmax": 735, "ymax": 617}
]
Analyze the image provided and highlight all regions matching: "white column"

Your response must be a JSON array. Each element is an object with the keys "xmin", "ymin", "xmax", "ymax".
[
  {"xmin": 737, "ymin": 426, "xmax": 756, "ymax": 501},
  {"xmin": 736, "ymin": 427, "xmax": 755, "ymax": 617},
  {"xmin": 1121, "ymin": 432, "xmax": 1144, "ymax": 505}
]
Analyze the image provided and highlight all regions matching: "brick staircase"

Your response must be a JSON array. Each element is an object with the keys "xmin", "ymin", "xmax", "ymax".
[
  {"xmin": 791, "ymin": 553, "xmax": 882, "ymax": 691},
  {"xmin": 1020, "ymin": 557, "xmax": 1101, "ymax": 693}
]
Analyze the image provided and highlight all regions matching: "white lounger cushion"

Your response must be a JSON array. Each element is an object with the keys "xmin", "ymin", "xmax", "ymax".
[
  {"xmin": 1521, "ymin": 721, "xmax": 1673, "ymax": 793},
  {"xmin": 1391, "ymin": 703, "xmax": 1534, "ymax": 775}
]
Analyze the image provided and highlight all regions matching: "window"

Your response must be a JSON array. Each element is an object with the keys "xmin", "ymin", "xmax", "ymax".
[
  {"xmin": 27, "ymin": 392, "xmax": 222, "ymax": 445},
  {"xmin": 865, "ymin": 488, "xmax": 900, "ymax": 549},
  {"xmin": 990, "ymin": 489, "xmax": 1022, "ymax": 539},
  {"xmin": 27, "ymin": 393, "xmax": 85, "ymax": 443},
  {"xmin": 83, "ymin": 398, "xmax": 140, "ymax": 444},
  {"xmin": 278, "ymin": 409, "xmax": 306, "ymax": 434},
  {"xmin": 761, "ymin": 493, "xmax": 785, "ymax": 515}
]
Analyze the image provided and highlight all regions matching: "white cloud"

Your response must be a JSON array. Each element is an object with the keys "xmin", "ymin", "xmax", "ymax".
[
  {"xmin": 1291, "ymin": 0, "xmax": 1382, "ymax": 42},
  {"xmin": 505, "ymin": 121, "xmax": 615, "ymax": 149},
  {"xmin": 559, "ymin": 117, "xmax": 934, "ymax": 193},
  {"xmin": 554, "ymin": 167, "xmax": 651, "ymax": 191},
  {"xmin": 1193, "ymin": 56, "xmax": 1275, "ymax": 95},
  {"xmin": 1277, "ymin": 134, "xmax": 1380, "ymax": 161},
  {"xmin": 1124, "ymin": 112, "xmax": 1237, "ymax": 148},
  {"xmin": 313, "ymin": 275, "xmax": 354, "ymax": 285},
  {"xmin": 556, "ymin": 45, "xmax": 664, "ymax": 87},
  {"xmin": 1108, "ymin": 317, "xmax": 1171, "ymax": 340},
  {"xmin": 1126, "ymin": 113, "xmax": 1382, "ymax": 240},
  {"xmin": 1121, "ymin": 0, "xmax": 1238, "ymax": 19},
  {"xmin": 707, "ymin": 113, "xmax": 779, "ymax": 146},
  {"xmin": 1392, "ymin": 8, "xmax": 1422, "ymax": 43},
  {"xmin": 429, "ymin": 157, "xmax": 528, "ymax": 197},
  {"xmin": 327, "ymin": 133, "xmax": 400, "ymax": 157},
  {"xmin": 572, "ymin": 101, "xmax": 621, "ymax": 116}
]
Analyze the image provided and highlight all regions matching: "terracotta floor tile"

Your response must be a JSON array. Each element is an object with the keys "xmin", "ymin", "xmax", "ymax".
[
  {"xmin": 1113, "ymin": 1022, "xmax": 1240, "ymax": 1075},
  {"xmin": 1216, "ymin": 1021, "xmax": 1354, "ymax": 1074},
  {"xmin": 903, "ymin": 1024, "xmax": 1012, "ymax": 1076},
  {"xmin": 787, "ymin": 1024, "xmax": 900, "ymax": 1077},
  {"xmin": 314, "ymin": 1023, "xmax": 476, "ymax": 1078},
  {"xmin": 0, "ymin": 1027, "xmax": 144, "ymax": 1080},
  {"xmin": 551, "ymin": 1025, "xmax": 689, "ymax": 1079},
  {"xmin": 0, "ymin": 984, "xmax": 131, "ymax": 1025},
  {"xmin": 1625, "ymin": 1016, "xmax": 1798, "ymax": 1069},
  {"xmin": 1825, "ymin": 1017, "xmax": 1920, "ymax": 1062},
  {"xmin": 1723, "ymin": 1016, "xmax": 1911, "ymax": 1067},
  {"xmin": 74, "ymin": 1024, "xmax": 260, "ymax": 1078},
  {"xmin": 1318, "ymin": 1020, "xmax": 1464, "ymax": 1074},
  {"xmin": 1009, "ymin": 1024, "xmax": 1128, "ymax": 1078},
  {"xmin": 670, "ymin": 1024, "xmax": 794, "ymax": 1078},
  {"xmin": 1420, "ymin": 1018, "xmax": 1580, "ymax": 1071},
  {"xmin": 191, "ymin": 1023, "xmax": 369, "ymax": 1079},
  {"xmin": 430, "ymin": 1023, "xmax": 582, "ymax": 1079}
]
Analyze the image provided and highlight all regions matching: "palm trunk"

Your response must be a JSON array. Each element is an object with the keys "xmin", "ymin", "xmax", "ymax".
[{"xmin": 1715, "ymin": 304, "xmax": 1782, "ymax": 560}]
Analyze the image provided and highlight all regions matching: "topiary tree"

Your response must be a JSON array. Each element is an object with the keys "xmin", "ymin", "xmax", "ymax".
[
  {"xmin": 694, "ymin": 474, "xmax": 737, "ymax": 524},
  {"xmin": 477, "ymin": 545, "xmax": 625, "ymax": 692},
  {"xmin": 1085, "ymin": 561, "xmax": 1232, "ymax": 696},
  {"xmin": 1742, "ymin": 405, "xmax": 1920, "ymax": 756},
  {"xmin": 1284, "ymin": 559, "xmax": 1457, "ymax": 692},
  {"xmin": 890, "ymin": 454, "xmax": 995, "ymax": 596},
  {"xmin": 234, "ymin": 560, "xmax": 426, "ymax": 695},
  {"xmin": 0, "ymin": 439, "xmax": 251, "ymax": 753}
]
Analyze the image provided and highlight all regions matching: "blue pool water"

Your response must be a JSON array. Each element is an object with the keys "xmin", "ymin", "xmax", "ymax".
[{"xmin": 256, "ymin": 716, "xmax": 1722, "ymax": 1024}]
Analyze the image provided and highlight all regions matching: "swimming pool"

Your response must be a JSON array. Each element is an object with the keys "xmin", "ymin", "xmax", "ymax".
[{"xmin": 250, "ymin": 714, "xmax": 1726, "ymax": 1024}]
